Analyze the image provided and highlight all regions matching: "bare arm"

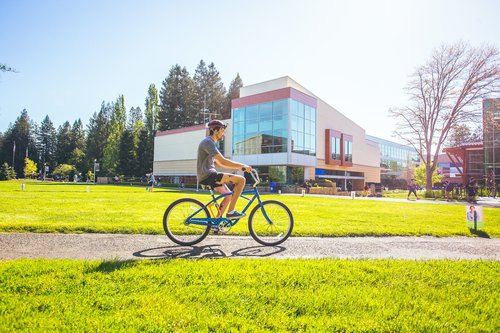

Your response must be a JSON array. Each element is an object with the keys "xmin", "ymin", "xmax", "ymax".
[{"xmin": 214, "ymin": 153, "xmax": 252, "ymax": 171}]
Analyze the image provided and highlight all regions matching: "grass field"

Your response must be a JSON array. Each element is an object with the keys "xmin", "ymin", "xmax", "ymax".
[
  {"xmin": 1, "ymin": 259, "xmax": 498, "ymax": 332},
  {"xmin": 1, "ymin": 180, "xmax": 499, "ymax": 237}
]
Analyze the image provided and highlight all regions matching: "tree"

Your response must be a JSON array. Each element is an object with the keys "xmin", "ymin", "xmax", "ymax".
[
  {"xmin": 24, "ymin": 157, "xmax": 38, "ymax": 179},
  {"xmin": 103, "ymin": 95, "xmax": 126, "ymax": 175},
  {"xmin": 71, "ymin": 119, "xmax": 86, "ymax": 172},
  {"xmin": 143, "ymin": 84, "xmax": 159, "ymax": 175},
  {"xmin": 0, "ymin": 109, "xmax": 38, "ymax": 177},
  {"xmin": 158, "ymin": 65, "xmax": 198, "ymax": 130},
  {"xmin": 86, "ymin": 102, "xmax": 111, "ymax": 172},
  {"xmin": 446, "ymin": 124, "xmax": 482, "ymax": 147},
  {"xmin": 194, "ymin": 60, "xmax": 227, "ymax": 123},
  {"xmin": 144, "ymin": 84, "xmax": 159, "ymax": 134},
  {"xmin": 137, "ymin": 129, "xmax": 153, "ymax": 176},
  {"xmin": 0, "ymin": 63, "xmax": 17, "ymax": 73},
  {"xmin": 390, "ymin": 42, "xmax": 500, "ymax": 190},
  {"xmin": 52, "ymin": 164, "xmax": 76, "ymax": 180},
  {"xmin": 56, "ymin": 121, "xmax": 73, "ymax": 165},
  {"xmin": 36, "ymin": 115, "xmax": 58, "ymax": 172},
  {"xmin": 0, "ymin": 163, "xmax": 16, "ymax": 180},
  {"xmin": 224, "ymin": 73, "xmax": 243, "ymax": 119},
  {"xmin": 414, "ymin": 164, "xmax": 442, "ymax": 188},
  {"xmin": 118, "ymin": 130, "xmax": 136, "ymax": 176}
]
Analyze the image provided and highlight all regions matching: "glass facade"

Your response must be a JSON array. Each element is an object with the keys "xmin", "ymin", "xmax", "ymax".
[
  {"xmin": 331, "ymin": 137, "xmax": 340, "ymax": 160},
  {"xmin": 291, "ymin": 100, "xmax": 316, "ymax": 156},
  {"xmin": 483, "ymin": 98, "xmax": 500, "ymax": 182},
  {"xmin": 233, "ymin": 98, "xmax": 316, "ymax": 157},
  {"xmin": 366, "ymin": 135, "xmax": 419, "ymax": 172}
]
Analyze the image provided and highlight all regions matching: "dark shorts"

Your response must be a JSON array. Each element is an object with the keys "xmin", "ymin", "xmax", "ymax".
[{"xmin": 200, "ymin": 172, "xmax": 224, "ymax": 189}]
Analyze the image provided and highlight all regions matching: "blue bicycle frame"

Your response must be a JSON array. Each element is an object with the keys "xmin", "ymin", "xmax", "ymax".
[{"xmin": 188, "ymin": 171, "xmax": 272, "ymax": 228}]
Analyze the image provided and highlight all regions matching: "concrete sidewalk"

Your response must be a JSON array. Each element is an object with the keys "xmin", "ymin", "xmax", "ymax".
[{"xmin": 1, "ymin": 233, "xmax": 498, "ymax": 261}]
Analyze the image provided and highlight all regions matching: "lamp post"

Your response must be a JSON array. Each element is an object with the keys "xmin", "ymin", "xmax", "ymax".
[{"xmin": 93, "ymin": 159, "xmax": 97, "ymax": 184}]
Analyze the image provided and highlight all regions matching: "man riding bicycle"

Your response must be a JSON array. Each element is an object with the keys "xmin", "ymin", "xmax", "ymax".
[{"xmin": 197, "ymin": 119, "xmax": 252, "ymax": 220}]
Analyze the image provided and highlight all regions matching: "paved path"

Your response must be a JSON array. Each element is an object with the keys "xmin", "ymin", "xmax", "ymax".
[{"xmin": 1, "ymin": 233, "xmax": 498, "ymax": 260}]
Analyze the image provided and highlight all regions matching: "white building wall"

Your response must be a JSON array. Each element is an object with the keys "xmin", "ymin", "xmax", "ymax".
[{"xmin": 315, "ymin": 98, "xmax": 379, "ymax": 168}]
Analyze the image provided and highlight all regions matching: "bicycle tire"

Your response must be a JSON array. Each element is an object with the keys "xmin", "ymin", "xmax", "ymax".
[
  {"xmin": 163, "ymin": 198, "xmax": 210, "ymax": 246},
  {"xmin": 248, "ymin": 200, "xmax": 294, "ymax": 246}
]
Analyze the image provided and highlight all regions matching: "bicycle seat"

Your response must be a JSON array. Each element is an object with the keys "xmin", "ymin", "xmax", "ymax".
[{"xmin": 200, "ymin": 184, "xmax": 213, "ymax": 191}]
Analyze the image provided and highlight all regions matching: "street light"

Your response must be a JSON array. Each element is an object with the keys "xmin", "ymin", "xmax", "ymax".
[{"xmin": 93, "ymin": 159, "xmax": 98, "ymax": 184}]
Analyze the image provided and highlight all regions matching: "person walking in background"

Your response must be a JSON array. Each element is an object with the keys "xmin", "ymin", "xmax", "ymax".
[
  {"xmin": 466, "ymin": 177, "xmax": 477, "ymax": 203},
  {"xmin": 407, "ymin": 178, "xmax": 419, "ymax": 200},
  {"xmin": 444, "ymin": 181, "xmax": 453, "ymax": 201},
  {"xmin": 147, "ymin": 173, "xmax": 155, "ymax": 192}
]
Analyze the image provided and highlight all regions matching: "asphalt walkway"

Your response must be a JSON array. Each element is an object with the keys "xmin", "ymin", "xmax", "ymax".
[{"xmin": 1, "ymin": 233, "xmax": 498, "ymax": 261}]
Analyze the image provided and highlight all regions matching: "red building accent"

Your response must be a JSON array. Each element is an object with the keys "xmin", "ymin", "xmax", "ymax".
[
  {"xmin": 232, "ymin": 87, "xmax": 317, "ymax": 109},
  {"xmin": 325, "ymin": 129, "xmax": 341, "ymax": 165},
  {"xmin": 341, "ymin": 133, "xmax": 353, "ymax": 167}
]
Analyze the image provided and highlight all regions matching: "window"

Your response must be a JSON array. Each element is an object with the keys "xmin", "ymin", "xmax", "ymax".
[
  {"xmin": 344, "ymin": 139, "xmax": 352, "ymax": 163},
  {"xmin": 232, "ymin": 99, "xmax": 290, "ymax": 155},
  {"xmin": 332, "ymin": 137, "xmax": 340, "ymax": 160}
]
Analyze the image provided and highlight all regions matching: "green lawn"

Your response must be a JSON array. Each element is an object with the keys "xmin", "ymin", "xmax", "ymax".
[
  {"xmin": 1, "ymin": 259, "xmax": 497, "ymax": 332},
  {"xmin": 1, "ymin": 180, "xmax": 499, "ymax": 237}
]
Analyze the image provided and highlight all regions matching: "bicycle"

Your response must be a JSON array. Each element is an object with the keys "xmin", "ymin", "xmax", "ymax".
[{"xmin": 163, "ymin": 170, "xmax": 294, "ymax": 246}]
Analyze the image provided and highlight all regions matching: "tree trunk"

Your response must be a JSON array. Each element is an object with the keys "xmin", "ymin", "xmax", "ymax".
[{"xmin": 426, "ymin": 166, "xmax": 433, "ymax": 191}]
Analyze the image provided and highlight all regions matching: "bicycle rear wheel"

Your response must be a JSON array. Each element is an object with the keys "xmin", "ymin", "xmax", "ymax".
[
  {"xmin": 163, "ymin": 198, "xmax": 210, "ymax": 246},
  {"xmin": 248, "ymin": 200, "xmax": 293, "ymax": 246}
]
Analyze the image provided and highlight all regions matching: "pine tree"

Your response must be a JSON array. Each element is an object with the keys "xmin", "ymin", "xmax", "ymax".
[
  {"xmin": 118, "ymin": 129, "xmax": 136, "ymax": 176},
  {"xmin": 194, "ymin": 61, "xmax": 227, "ymax": 123},
  {"xmin": 0, "ymin": 109, "xmax": 38, "ymax": 177},
  {"xmin": 70, "ymin": 119, "xmax": 87, "ymax": 173},
  {"xmin": 224, "ymin": 73, "xmax": 243, "ymax": 119},
  {"xmin": 103, "ymin": 95, "xmax": 126, "ymax": 175},
  {"xmin": 137, "ymin": 129, "xmax": 152, "ymax": 177},
  {"xmin": 56, "ymin": 121, "xmax": 73, "ymax": 165},
  {"xmin": 86, "ymin": 102, "xmax": 110, "ymax": 174},
  {"xmin": 37, "ymin": 115, "xmax": 58, "ymax": 173},
  {"xmin": 206, "ymin": 62, "xmax": 226, "ymax": 120},
  {"xmin": 158, "ymin": 65, "xmax": 198, "ymax": 130}
]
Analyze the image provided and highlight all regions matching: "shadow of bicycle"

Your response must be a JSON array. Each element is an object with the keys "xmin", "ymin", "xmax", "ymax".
[{"xmin": 133, "ymin": 244, "xmax": 286, "ymax": 259}]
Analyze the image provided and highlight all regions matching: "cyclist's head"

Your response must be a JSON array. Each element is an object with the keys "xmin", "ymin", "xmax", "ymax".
[{"xmin": 207, "ymin": 119, "xmax": 227, "ymax": 135}]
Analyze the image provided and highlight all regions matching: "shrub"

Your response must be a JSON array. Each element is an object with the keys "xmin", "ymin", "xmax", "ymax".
[{"xmin": 0, "ymin": 163, "xmax": 16, "ymax": 180}]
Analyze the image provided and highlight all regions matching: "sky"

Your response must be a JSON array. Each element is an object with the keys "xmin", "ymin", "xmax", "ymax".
[{"xmin": 1, "ymin": 0, "xmax": 499, "ymax": 142}]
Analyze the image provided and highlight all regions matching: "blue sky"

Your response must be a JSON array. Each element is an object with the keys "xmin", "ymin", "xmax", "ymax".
[{"xmin": 1, "ymin": 0, "xmax": 499, "ymax": 141}]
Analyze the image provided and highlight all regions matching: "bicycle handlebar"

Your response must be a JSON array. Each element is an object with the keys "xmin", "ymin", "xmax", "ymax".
[{"xmin": 242, "ymin": 168, "xmax": 260, "ymax": 187}]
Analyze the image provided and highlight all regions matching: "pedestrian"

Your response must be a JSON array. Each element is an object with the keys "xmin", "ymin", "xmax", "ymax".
[
  {"xmin": 347, "ymin": 181, "xmax": 353, "ymax": 192},
  {"xmin": 407, "ymin": 178, "xmax": 419, "ymax": 200},
  {"xmin": 444, "ymin": 181, "xmax": 453, "ymax": 201},
  {"xmin": 466, "ymin": 177, "xmax": 477, "ymax": 203},
  {"xmin": 148, "ymin": 173, "xmax": 155, "ymax": 192}
]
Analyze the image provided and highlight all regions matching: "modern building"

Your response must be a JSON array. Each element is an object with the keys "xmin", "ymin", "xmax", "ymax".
[
  {"xmin": 483, "ymin": 98, "xmax": 500, "ymax": 182},
  {"xmin": 365, "ymin": 135, "xmax": 419, "ymax": 182},
  {"xmin": 441, "ymin": 98, "xmax": 499, "ymax": 186},
  {"xmin": 154, "ymin": 76, "xmax": 380, "ymax": 190}
]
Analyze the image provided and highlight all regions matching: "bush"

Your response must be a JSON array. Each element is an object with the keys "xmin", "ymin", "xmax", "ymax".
[
  {"xmin": 424, "ymin": 190, "xmax": 435, "ymax": 198},
  {"xmin": 0, "ymin": 163, "xmax": 16, "ymax": 180}
]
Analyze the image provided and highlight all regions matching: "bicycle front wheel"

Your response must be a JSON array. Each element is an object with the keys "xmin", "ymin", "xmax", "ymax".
[
  {"xmin": 248, "ymin": 200, "xmax": 294, "ymax": 246},
  {"xmin": 163, "ymin": 198, "xmax": 210, "ymax": 246}
]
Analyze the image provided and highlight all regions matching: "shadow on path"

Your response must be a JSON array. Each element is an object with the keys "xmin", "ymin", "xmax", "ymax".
[{"xmin": 133, "ymin": 244, "xmax": 286, "ymax": 259}]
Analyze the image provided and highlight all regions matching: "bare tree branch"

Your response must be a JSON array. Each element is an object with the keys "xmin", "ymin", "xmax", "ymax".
[{"xmin": 391, "ymin": 42, "xmax": 500, "ymax": 190}]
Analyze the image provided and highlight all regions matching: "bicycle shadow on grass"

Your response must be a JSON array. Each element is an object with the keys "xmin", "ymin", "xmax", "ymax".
[{"xmin": 133, "ymin": 244, "xmax": 286, "ymax": 259}]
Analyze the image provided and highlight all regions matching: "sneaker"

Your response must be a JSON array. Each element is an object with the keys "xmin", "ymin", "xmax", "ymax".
[{"xmin": 226, "ymin": 211, "xmax": 246, "ymax": 220}]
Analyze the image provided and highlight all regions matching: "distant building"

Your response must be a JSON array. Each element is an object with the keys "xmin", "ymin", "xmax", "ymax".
[
  {"xmin": 365, "ymin": 135, "xmax": 419, "ymax": 185},
  {"xmin": 483, "ymin": 98, "xmax": 500, "ymax": 183},
  {"xmin": 442, "ymin": 97, "xmax": 499, "ymax": 186}
]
